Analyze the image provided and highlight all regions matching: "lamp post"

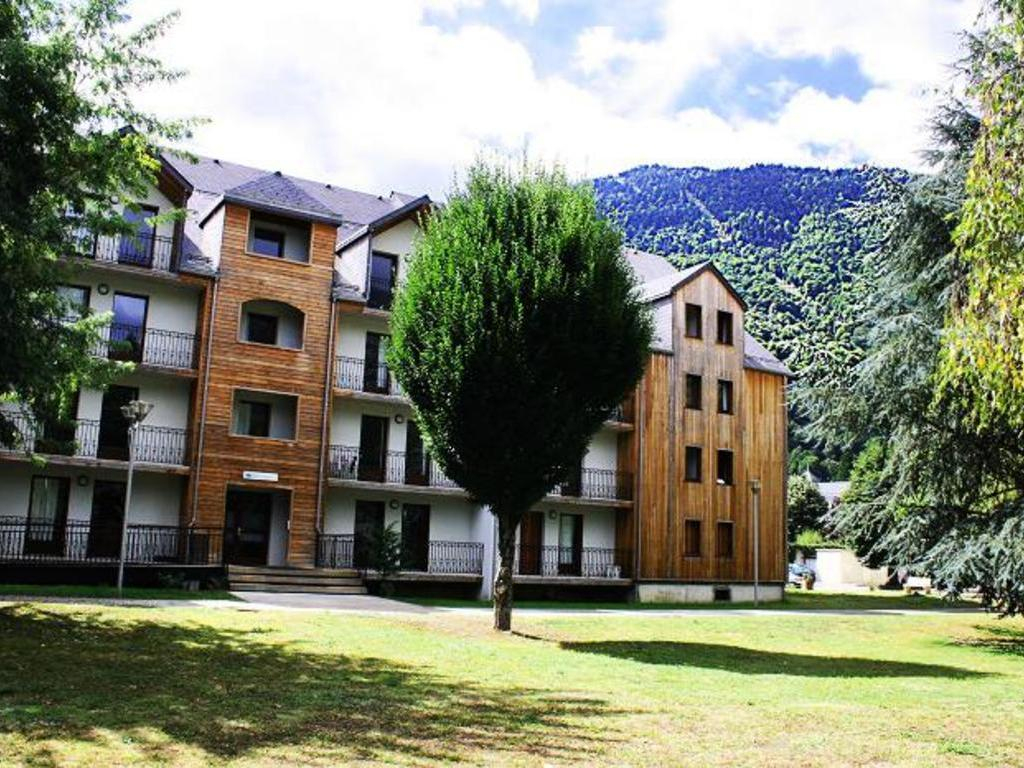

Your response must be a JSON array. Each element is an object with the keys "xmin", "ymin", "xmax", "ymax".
[
  {"xmin": 117, "ymin": 399, "xmax": 153, "ymax": 595},
  {"xmin": 749, "ymin": 478, "xmax": 761, "ymax": 607}
]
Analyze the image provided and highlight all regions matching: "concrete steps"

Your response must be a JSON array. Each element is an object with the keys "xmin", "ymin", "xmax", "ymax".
[{"xmin": 227, "ymin": 565, "xmax": 367, "ymax": 595}]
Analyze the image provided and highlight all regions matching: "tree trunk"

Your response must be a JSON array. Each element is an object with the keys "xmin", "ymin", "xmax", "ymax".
[{"xmin": 493, "ymin": 512, "xmax": 519, "ymax": 631}]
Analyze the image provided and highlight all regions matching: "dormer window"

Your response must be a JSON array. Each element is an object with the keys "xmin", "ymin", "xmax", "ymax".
[{"xmin": 247, "ymin": 213, "xmax": 310, "ymax": 263}]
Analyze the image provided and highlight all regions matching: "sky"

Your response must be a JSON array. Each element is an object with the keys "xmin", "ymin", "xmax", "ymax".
[{"xmin": 132, "ymin": 0, "xmax": 980, "ymax": 200}]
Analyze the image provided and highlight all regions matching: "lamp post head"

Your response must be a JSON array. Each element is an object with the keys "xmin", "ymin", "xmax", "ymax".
[{"xmin": 121, "ymin": 400, "xmax": 154, "ymax": 425}]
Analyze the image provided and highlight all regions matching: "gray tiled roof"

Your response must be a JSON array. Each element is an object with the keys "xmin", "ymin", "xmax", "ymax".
[{"xmin": 224, "ymin": 173, "xmax": 342, "ymax": 224}]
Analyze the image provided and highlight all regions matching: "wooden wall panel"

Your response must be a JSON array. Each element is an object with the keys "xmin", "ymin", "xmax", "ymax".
[{"xmin": 187, "ymin": 205, "xmax": 335, "ymax": 566}]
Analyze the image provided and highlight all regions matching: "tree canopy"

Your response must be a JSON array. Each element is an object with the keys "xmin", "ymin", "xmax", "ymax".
[
  {"xmin": 0, "ymin": 0, "xmax": 192, "ymax": 446},
  {"xmin": 389, "ymin": 161, "xmax": 652, "ymax": 630}
]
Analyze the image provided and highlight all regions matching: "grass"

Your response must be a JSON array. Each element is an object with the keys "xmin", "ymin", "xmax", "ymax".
[
  {"xmin": 0, "ymin": 600, "xmax": 1021, "ymax": 766},
  {"xmin": 0, "ymin": 583, "xmax": 236, "ymax": 601},
  {"xmin": 402, "ymin": 587, "xmax": 979, "ymax": 612}
]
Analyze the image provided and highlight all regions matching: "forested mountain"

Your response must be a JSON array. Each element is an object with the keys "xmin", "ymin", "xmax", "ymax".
[{"xmin": 594, "ymin": 164, "xmax": 906, "ymax": 478}]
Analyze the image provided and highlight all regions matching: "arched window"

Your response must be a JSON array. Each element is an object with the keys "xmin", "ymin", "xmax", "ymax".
[{"xmin": 239, "ymin": 300, "xmax": 304, "ymax": 350}]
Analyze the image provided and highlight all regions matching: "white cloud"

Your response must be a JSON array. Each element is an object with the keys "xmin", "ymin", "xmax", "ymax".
[{"xmin": 130, "ymin": 0, "xmax": 979, "ymax": 200}]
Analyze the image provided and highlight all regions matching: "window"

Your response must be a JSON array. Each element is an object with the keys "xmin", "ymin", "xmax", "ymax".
[
  {"xmin": 109, "ymin": 292, "xmax": 148, "ymax": 363},
  {"xmin": 368, "ymin": 252, "xmax": 398, "ymax": 310},
  {"xmin": 685, "ymin": 446, "xmax": 702, "ymax": 482},
  {"xmin": 24, "ymin": 476, "xmax": 70, "ymax": 556},
  {"xmin": 239, "ymin": 300, "xmax": 304, "ymax": 349},
  {"xmin": 363, "ymin": 332, "xmax": 390, "ymax": 393},
  {"xmin": 718, "ymin": 379, "xmax": 734, "ymax": 414},
  {"xmin": 240, "ymin": 401, "xmax": 271, "ymax": 437},
  {"xmin": 684, "ymin": 519, "xmax": 701, "ymax": 557},
  {"xmin": 232, "ymin": 389, "xmax": 298, "ymax": 440},
  {"xmin": 246, "ymin": 312, "xmax": 278, "ymax": 345},
  {"xmin": 717, "ymin": 310, "xmax": 734, "ymax": 345},
  {"xmin": 685, "ymin": 374, "xmax": 702, "ymax": 410},
  {"xmin": 252, "ymin": 227, "xmax": 285, "ymax": 258},
  {"xmin": 685, "ymin": 303, "xmax": 702, "ymax": 338},
  {"xmin": 716, "ymin": 521, "xmax": 734, "ymax": 558},
  {"xmin": 57, "ymin": 285, "xmax": 90, "ymax": 320},
  {"xmin": 716, "ymin": 449, "xmax": 734, "ymax": 486}
]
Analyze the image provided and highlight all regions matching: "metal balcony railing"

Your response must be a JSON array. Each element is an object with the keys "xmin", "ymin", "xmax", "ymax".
[
  {"xmin": 327, "ymin": 445, "xmax": 459, "ymax": 489},
  {"xmin": 0, "ymin": 518, "xmax": 222, "ymax": 565},
  {"xmin": 515, "ymin": 544, "xmax": 631, "ymax": 579},
  {"xmin": 94, "ymin": 323, "xmax": 198, "ymax": 370},
  {"xmin": 553, "ymin": 468, "xmax": 633, "ymax": 501},
  {"xmin": 1, "ymin": 413, "xmax": 189, "ymax": 466},
  {"xmin": 315, "ymin": 533, "xmax": 483, "ymax": 575},
  {"xmin": 334, "ymin": 356, "xmax": 400, "ymax": 395},
  {"xmin": 70, "ymin": 226, "xmax": 178, "ymax": 273}
]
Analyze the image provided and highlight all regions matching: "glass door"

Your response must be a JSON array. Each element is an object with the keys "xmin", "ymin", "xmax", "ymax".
[
  {"xmin": 400, "ymin": 504, "xmax": 430, "ymax": 571},
  {"xmin": 96, "ymin": 385, "xmax": 138, "ymax": 461},
  {"xmin": 358, "ymin": 415, "xmax": 388, "ymax": 482},
  {"xmin": 109, "ymin": 292, "xmax": 148, "ymax": 363},
  {"xmin": 87, "ymin": 480, "xmax": 126, "ymax": 559},
  {"xmin": 557, "ymin": 513, "xmax": 583, "ymax": 576},
  {"xmin": 118, "ymin": 204, "xmax": 158, "ymax": 267},
  {"xmin": 24, "ymin": 476, "xmax": 70, "ymax": 556}
]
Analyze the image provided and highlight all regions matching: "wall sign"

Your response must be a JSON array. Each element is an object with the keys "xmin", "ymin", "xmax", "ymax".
[{"xmin": 242, "ymin": 470, "xmax": 278, "ymax": 482}]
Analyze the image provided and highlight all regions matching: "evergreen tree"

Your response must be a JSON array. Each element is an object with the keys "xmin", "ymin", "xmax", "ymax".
[{"xmin": 389, "ymin": 161, "xmax": 652, "ymax": 630}]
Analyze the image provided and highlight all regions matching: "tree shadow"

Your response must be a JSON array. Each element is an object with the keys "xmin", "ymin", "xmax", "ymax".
[
  {"xmin": 957, "ymin": 624, "xmax": 1024, "ymax": 658},
  {"xmin": 0, "ymin": 605, "xmax": 624, "ymax": 764},
  {"xmin": 559, "ymin": 640, "xmax": 989, "ymax": 679}
]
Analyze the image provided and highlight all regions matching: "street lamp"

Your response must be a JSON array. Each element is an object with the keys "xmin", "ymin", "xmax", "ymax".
[
  {"xmin": 117, "ymin": 399, "xmax": 153, "ymax": 595},
  {"xmin": 749, "ymin": 478, "xmax": 761, "ymax": 607}
]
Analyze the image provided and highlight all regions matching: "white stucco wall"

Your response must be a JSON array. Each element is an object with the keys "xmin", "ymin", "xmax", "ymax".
[
  {"xmin": 323, "ymin": 487, "xmax": 478, "ymax": 542},
  {"xmin": 816, "ymin": 548, "xmax": 889, "ymax": 588},
  {"xmin": 71, "ymin": 272, "xmax": 201, "ymax": 336},
  {"xmin": 336, "ymin": 237, "xmax": 370, "ymax": 292},
  {"xmin": 0, "ymin": 462, "xmax": 183, "ymax": 526},
  {"xmin": 201, "ymin": 207, "xmax": 225, "ymax": 270},
  {"xmin": 583, "ymin": 431, "xmax": 619, "ymax": 472},
  {"xmin": 75, "ymin": 372, "xmax": 191, "ymax": 431},
  {"xmin": 522, "ymin": 503, "xmax": 618, "ymax": 550}
]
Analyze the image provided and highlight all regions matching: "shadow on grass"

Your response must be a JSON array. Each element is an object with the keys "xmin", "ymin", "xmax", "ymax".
[
  {"xmin": 560, "ymin": 640, "xmax": 989, "ymax": 679},
  {"xmin": 958, "ymin": 624, "xmax": 1024, "ymax": 658},
  {"xmin": 0, "ymin": 606, "xmax": 623, "ymax": 764}
]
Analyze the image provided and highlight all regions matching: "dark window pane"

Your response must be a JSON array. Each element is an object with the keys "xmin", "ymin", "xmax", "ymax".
[
  {"xmin": 685, "ymin": 446, "xmax": 702, "ymax": 482},
  {"xmin": 252, "ymin": 227, "xmax": 285, "ymax": 258},
  {"xmin": 246, "ymin": 312, "xmax": 278, "ymax": 345},
  {"xmin": 686, "ymin": 374, "xmax": 702, "ymax": 410},
  {"xmin": 684, "ymin": 520, "xmax": 701, "ymax": 557},
  {"xmin": 243, "ymin": 401, "xmax": 271, "ymax": 437},
  {"xmin": 368, "ymin": 253, "xmax": 397, "ymax": 310},
  {"xmin": 685, "ymin": 303, "xmax": 702, "ymax": 338},
  {"xmin": 58, "ymin": 285, "xmax": 90, "ymax": 319},
  {"xmin": 110, "ymin": 293, "xmax": 147, "ymax": 362},
  {"xmin": 718, "ymin": 379, "xmax": 733, "ymax": 414},
  {"xmin": 716, "ymin": 450, "xmax": 734, "ymax": 486},
  {"xmin": 716, "ymin": 521, "xmax": 734, "ymax": 558},
  {"xmin": 717, "ymin": 310, "xmax": 734, "ymax": 345}
]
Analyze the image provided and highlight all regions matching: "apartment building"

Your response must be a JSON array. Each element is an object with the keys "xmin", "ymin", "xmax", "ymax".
[{"xmin": 0, "ymin": 152, "xmax": 790, "ymax": 601}]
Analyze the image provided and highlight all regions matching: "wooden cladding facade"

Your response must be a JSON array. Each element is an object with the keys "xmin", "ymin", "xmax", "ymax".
[
  {"xmin": 624, "ymin": 270, "xmax": 788, "ymax": 584},
  {"xmin": 186, "ymin": 205, "xmax": 336, "ymax": 566}
]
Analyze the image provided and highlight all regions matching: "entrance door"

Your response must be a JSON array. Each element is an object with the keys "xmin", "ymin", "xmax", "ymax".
[
  {"xmin": 363, "ymin": 333, "xmax": 390, "ymax": 394},
  {"xmin": 24, "ymin": 476, "xmax": 70, "ymax": 557},
  {"xmin": 358, "ymin": 415, "xmax": 388, "ymax": 482},
  {"xmin": 87, "ymin": 480, "xmax": 126, "ymax": 559},
  {"xmin": 223, "ymin": 489, "xmax": 273, "ymax": 565},
  {"xmin": 118, "ymin": 204, "xmax": 158, "ymax": 267},
  {"xmin": 558, "ymin": 513, "xmax": 583, "ymax": 576},
  {"xmin": 518, "ymin": 511, "xmax": 544, "ymax": 575},
  {"xmin": 401, "ymin": 504, "xmax": 430, "ymax": 571},
  {"xmin": 404, "ymin": 420, "xmax": 429, "ymax": 486},
  {"xmin": 109, "ymin": 292, "xmax": 148, "ymax": 363},
  {"xmin": 353, "ymin": 500, "xmax": 385, "ymax": 569},
  {"xmin": 97, "ymin": 385, "xmax": 138, "ymax": 461}
]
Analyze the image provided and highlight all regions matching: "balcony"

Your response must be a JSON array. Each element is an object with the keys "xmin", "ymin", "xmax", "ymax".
[
  {"xmin": 0, "ymin": 518, "xmax": 222, "ymax": 565},
  {"xmin": 70, "ymin": 226, "xmax": 178, "ymax": 273},
  {"xmin": 516, "ymin": 544, "xmax": 632, "ymax": 579},
  {"xmin": 94, "ymin": 322, "xmax": 198, "ymax": 370},
  {"xmin": 1, "ymin": 413, "xmax": 189, "ymax": 467},
  {"xmin": 553, "ymin": 468, "xmax": 633, "ymax": 502},
  {"xmin": 316, "ymin": 533, "xmax": 483, "ymax": 575},
  {"xmin": 327, "ymin": 446, "xmax": 459, "ymax": 489},
  {"xmin": 334, "ymin": 356, "xmax": 400, "ymax": 396}
]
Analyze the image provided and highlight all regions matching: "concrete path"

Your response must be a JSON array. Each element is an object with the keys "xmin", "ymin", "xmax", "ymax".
[{"xmin": 0, "ymin": 592, "xmax": 433, "ymax": 614}]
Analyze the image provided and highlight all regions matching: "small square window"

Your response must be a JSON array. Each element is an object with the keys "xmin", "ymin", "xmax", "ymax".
[
  {"xmin": 686, "ymin": 374, "xmax": 702, "ymax": 410},
  {"xmin": 716, "ymin": 521, "xmax": 734, "ymax": 558},
  {"xmin": 246, "ymin": 312, "xmax": 278, "ymax": 345},
  {"xmin": 718, "ymin": 379, "xmax": 734, "ymax": 414},
  {"xmin": 241, "ymin": 401, "xmax": 271, "ymax": 437},
  {"xmin": 685, "ymin": 303, "xmax": 702, "ymax": 339},
  {"xmin": 685, "ymin": 446, "xmax": 702, "ymax": 482},
  {"xmin": 684, "ymin": 519, "xmax": 701, "ymax": 557},
  {"xmin": 716, "ymin": 449, "xmax": 734, "ymax": 486},
  {"xmin": 252, "ymin": 227, "xmax": 285, "ymax": 258},
  {"xmin": 717, "ymin": 310, "xmax": 734, "ymax": 345}
]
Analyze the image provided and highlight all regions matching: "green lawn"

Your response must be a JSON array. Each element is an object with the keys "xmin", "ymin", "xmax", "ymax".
[
  {"xmin": 403, "ymin": 588, "xmax": 979, "ymax": 612},
  {"xmin": 0, "ymin": 583, "xmax": 235, "ymax": 601},
  {"xmin": 0, "ymin": 600, "xmax": 1021, "ymax": 766}
]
